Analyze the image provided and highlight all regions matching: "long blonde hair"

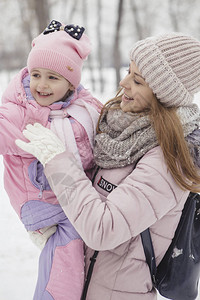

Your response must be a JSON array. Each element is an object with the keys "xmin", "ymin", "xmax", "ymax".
[{"xmin": 97, "ymin": 91, "xmax": 200, "ymax": 193}]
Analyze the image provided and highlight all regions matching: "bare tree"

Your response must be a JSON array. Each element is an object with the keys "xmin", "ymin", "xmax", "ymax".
[
  {"xmin": 97, "ymin": 0, "xmax": 105, "ymax": 93},
  {"xmin": 17, "ymin": 0, "xmax": 50, "ymax": 39},
  {"xmin": 17, "ymin": 4, "xmax": 33, "ymax": 46},
  {"xmin": 168, "ymin": 0, "xmax": 181, "ymax": 31},
  {"xmin": 168, "ymin": 0, "xmax": 200, "ymax": 34},
  {"xmin": 129, "ymin": 0, "xmax": 143, "ymax": 40},
  {"xmin": 82, "ymin": 0, "xmax": 96, "ymax": 92},
  {"xmin": 129, "ymin": 0, "xmax": 152, "ymax": 40},
  {"xmin": 14, "ymin": 0, "xmax": 50, "ymax": 67},
  {"xmin": 59, "ymin": 0, "xmax": 79, "ymax": 22},
  {"xmin": 30, "ymin": 0, "xmax": 50, "ymax": 33},
  {"xmin": 113, "ymin": 0, "xmax": 124, "ymax": 89}
]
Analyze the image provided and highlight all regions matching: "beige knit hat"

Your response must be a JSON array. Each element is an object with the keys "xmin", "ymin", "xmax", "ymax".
[{"xmin": 130, "ymin": 32, "xmax": 200, "ymax": 107}]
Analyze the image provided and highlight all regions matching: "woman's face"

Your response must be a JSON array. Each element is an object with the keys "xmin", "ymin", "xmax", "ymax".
[{"xmin": 120, "ymin": 61, "xmax": 156, "ymax": 113}]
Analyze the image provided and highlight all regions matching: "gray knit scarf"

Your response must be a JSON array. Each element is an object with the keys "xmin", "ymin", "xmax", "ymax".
[{"xmin": 94, "ymin": 104, "xmax": 200, "ymax": 169}]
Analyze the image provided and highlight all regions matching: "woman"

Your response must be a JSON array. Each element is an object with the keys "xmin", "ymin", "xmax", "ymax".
[{"xmin": 16, "ymin": 32, "xmax": 200, "ymax": 299}]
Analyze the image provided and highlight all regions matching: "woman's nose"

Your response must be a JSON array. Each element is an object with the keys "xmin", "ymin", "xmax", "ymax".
[{"xmin": 120, "ymin": 75, "xmax": 129, "ymax": 89}]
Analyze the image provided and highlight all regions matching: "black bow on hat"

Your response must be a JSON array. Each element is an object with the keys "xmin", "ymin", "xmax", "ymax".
[{"xmin": 43, "ymin": 20, "xmax": 85, "ymax": 40}]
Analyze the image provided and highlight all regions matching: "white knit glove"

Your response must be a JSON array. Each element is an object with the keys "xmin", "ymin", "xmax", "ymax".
[
  {"xmin": 16, "ymin": 123, "xmax": 65, "ymax": 166},
  {"xmin": 28, "ymin": 225, "xmax": 57, "ymax": 250}
]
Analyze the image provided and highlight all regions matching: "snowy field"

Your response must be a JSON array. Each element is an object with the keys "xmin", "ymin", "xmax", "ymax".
[
  {"xmin": 0, "ymin": 70, "xmax": 199, "ymax": 300},
  {"xmin": 0, "ymin": 157, "xmax": 40, "ymax": 300}
]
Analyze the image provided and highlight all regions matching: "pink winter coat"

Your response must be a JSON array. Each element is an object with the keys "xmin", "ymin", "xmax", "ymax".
[
  {"xmin": 0, "ymin": 67, "xmax": 102, "ymax": 227},
  {"xmin": 44, "ymin": 147, "xmax": 190, "ymax": 300}
]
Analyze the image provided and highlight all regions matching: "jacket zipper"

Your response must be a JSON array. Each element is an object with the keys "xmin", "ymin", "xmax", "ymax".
[{"xmin": 38, "ymin": 183, "xmax": 44, "ymax": 198}]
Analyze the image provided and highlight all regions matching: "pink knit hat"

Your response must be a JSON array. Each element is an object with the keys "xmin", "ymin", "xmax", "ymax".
[
  {"xmin": 130, "ymin": 32, "xmax": 200, "ymax": 107},
  {"xmin": 27, "ymin": 20, "xmax": 91, "ymax": 88}
]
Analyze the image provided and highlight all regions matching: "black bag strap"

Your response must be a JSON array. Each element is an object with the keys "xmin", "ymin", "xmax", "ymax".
[
  {"xmin": 81, "ymin": 167, "xmax": 100, "ymax": 300},
  {"xmin": 81, "ymin": 250, "xmax": 99, "ymax": 300},
  {"xmin": 140, "ymin": 228, "xmax": 157, "ymax": 285}
]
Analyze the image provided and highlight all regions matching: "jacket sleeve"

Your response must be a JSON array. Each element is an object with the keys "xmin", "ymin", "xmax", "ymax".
[
  {"xmin": 0, "ymin": 102, "xmax": 30, "ymax": 156},
  {"xmin": 44, "ymin": 147, "xmax": 187, "ymax": 250}
]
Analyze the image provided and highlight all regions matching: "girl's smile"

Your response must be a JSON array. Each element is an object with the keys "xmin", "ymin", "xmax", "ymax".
[{"xmin": 30, "ymin": 68, "xmax": 74, "ymax": 106}]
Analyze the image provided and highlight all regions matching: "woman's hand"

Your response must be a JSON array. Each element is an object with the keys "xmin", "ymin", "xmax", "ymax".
[{"xmin": 15, "ymin": 123, "xmax": 65, "ymax": 166}]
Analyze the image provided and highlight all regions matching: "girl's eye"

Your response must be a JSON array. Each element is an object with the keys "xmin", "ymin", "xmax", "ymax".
[
  {"xmin": 49, "ymin": 76, "xmax": 58, "ymax": 80},
  {"xmin": 31, "ymin": 73, "xmax": 39, "ymax": 78},
  {"xmin": 126, "ymin": 68, "xmax": 130, "ymax": 74}
]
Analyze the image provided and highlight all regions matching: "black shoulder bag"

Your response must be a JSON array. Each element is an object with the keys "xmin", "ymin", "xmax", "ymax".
[{"xmin": 141, "ymin": 192, "xmax": 200, "ymax": 300}]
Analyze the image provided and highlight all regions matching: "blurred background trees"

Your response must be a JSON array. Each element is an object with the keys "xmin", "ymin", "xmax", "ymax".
[{"xmin": 1, "ymin": 0, "xmax": 200, "ymax": 95}]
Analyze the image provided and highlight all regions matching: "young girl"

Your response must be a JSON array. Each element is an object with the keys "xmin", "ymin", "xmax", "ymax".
[
  {"xmin": 16, "ymin": 32, "xmax": 200, "ymax": 299},
  {"xmin": 1, "ymin": 20, "xmax": 102, "ymax": 300}
]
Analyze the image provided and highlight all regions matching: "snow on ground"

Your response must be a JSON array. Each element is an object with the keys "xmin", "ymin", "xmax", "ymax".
[
  {"xmin": 0, "ymin": 156, "xmax": 40, "ymax": 300},
  {"xmin": 0, "ymin": 70, "xmax": 199, "ymax": 299}
]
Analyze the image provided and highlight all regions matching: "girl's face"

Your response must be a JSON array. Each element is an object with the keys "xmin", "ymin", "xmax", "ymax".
[
  {"xmin": 30, "ymin": 68, "xmax": 74, "ymax": 106},
  {"xmin": 120, "ymin": 61, "xmax": 156, "ymax": 113}
]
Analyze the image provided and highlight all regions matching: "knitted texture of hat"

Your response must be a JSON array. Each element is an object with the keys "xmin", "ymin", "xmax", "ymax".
[
  {"xmin": 130, "ymin": 32, "xmax": 200, "ymax": 107},
  {"xmin": 27, "ymin": 27, "xmax": 91, "ymax": 88}
]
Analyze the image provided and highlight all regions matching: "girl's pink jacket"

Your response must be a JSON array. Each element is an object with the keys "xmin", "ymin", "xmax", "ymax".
[{"xmin": 0, "ymin": 67, "xmax": 102, "ymax": 224}]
